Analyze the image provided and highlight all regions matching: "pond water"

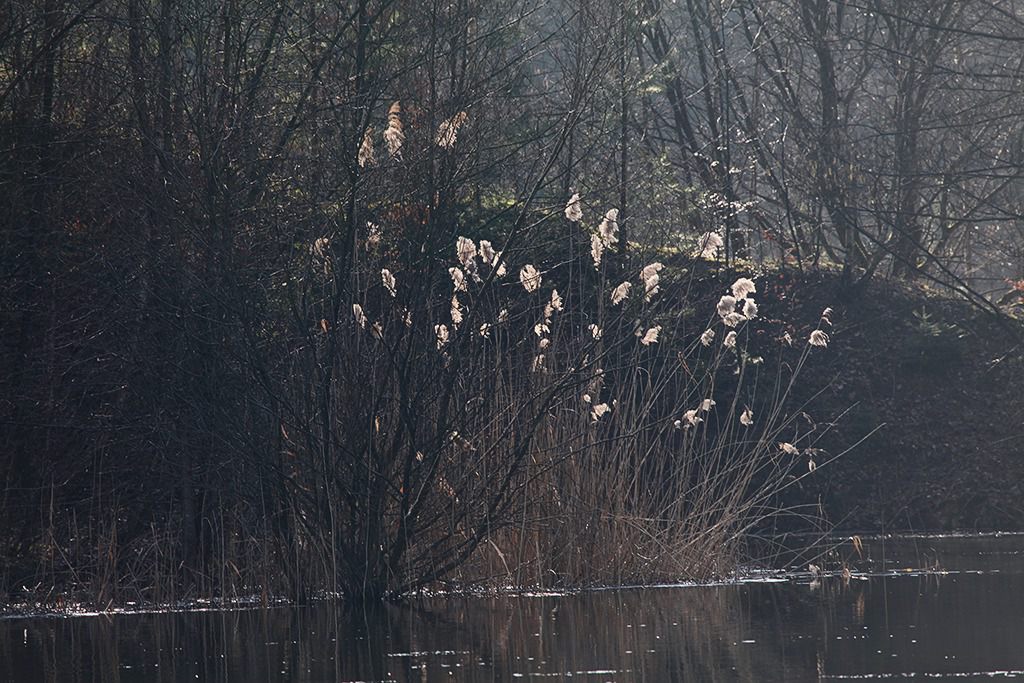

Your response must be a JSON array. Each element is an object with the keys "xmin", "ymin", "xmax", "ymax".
[{"xmin": 3, "ymin": 534, "xmax": 1024, "ymax": 682}]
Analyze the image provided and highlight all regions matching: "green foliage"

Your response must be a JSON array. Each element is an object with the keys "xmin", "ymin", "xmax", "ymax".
[{"xmin": 900, "ymin": 306, "xmax": 966, "ymax": 373}]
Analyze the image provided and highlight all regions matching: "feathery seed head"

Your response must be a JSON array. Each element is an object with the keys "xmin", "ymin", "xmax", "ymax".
[
  {"xmin": 436, "ymin": 111, "xmax": 467, "ymax": 148},
  {"xmin": 479, "ymin": 240, "xmax": 495, "ymax": 264},
  {"xmin": 743, "ymin": 299, "xmax": 758, "ymax": 319},
  {"xmin": 598, "ymin": 208, "xmax": 619, "ymax": 247},
  {"xmin": 520, "ymin": 264, "xmax": 542, "ymax": 293},
  {"xmin": 435, "ymin": 323, "xmax": 449, "ymax": 349},
  {"xmin": 611, "ymin": 281, "xmax": 631, "ymax": 305},
  {"xmin": 740, "ymin": 407, "xmax": 754, "ymax": 426},
  {"xmin": 381, "ymin": 268, "xmax": 397, "ymax": 297},
  {"xmin": 383, "ymin": 101, "xmax": 405, "ymax": 158},
  {"xmin": 456, "ymin": 236, "xmax": 477, "ymax": 267},
  {"xmin": 450, "ymin": 295, "xmax": 463, "ymax": 327},
  {"xmin": 565, "ymin": 193, "xmax": 583, "ymax": 222},
  {"xmin": 449, "ymin": 267, "xmax": 466, "ymax": 292},
  {"xmin": 731, "ymin": 277, "xmax": 756, "ymax": 299},
  {"xmin": 682, "ymin": 409, "xmax": 702, "ymax": 428},
  {"xmin": 641, "ymin": 262, "xmax": 664, "ymax": 301},
  {"xmin": 640, "ymin": 326, "xmax": 661, "ymax": 345},
  {"xmin": 550, "ymin": 289, "xmax": 563, "ymax": 312},
  {"xmin": 697, "ymin": 231, "xmax": 724, "ymax": 259},
  {"xmin": 723, "ymin": 312, "xmax": 745, "ymax": 328},
  {"xmin": 358, "ymin": 127, "xmax": 375, "ymax": 168},
  {"xmin": 352, "ymin": 304, "xmax": 367, "ymax": 329},
  {"xmin": 590, "ymin": 234, "xmax": 604, "ymax": 269},
  {"xmin": 717, "ymin": 295, "xmax": 737, "ymax": 319}
]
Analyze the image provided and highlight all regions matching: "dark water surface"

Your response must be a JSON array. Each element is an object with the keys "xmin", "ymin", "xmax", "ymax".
[{"xmin": 4, "ymin": 534, "xmax": 1024, "ymax": 682}]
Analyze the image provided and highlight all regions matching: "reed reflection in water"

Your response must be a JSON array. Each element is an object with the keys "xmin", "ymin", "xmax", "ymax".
[{"xmin": 4, "ymin": 534, "xmax": 1024, "ymax": 682}]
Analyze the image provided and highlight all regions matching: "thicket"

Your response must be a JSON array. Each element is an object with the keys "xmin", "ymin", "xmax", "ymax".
[{"xmin": 4, "ymin": 0, "xmax": 1021, "ymax": 607}]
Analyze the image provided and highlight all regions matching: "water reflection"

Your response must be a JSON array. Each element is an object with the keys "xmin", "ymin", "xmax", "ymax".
[{"xmin": 3, "ymin": 534, "xmax": 1024, "ymax": 682}]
